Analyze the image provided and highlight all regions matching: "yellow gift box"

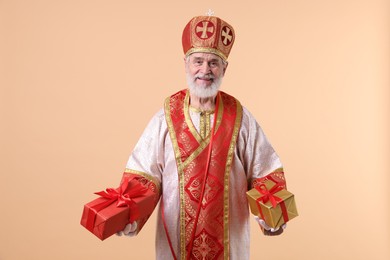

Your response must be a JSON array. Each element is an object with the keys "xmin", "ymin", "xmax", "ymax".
[{"xmin": 247, "ymin": 179, "xmax": 298, "ymax": 229}]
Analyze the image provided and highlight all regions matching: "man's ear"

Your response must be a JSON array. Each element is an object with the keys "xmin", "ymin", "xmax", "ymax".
[
  {"xmin": 223, "ymin": 62, "xmax": 228, "ymax": 76},
  {"xmin": 184, "ymin": 56, "xmax": 188, "ymax": 72}
]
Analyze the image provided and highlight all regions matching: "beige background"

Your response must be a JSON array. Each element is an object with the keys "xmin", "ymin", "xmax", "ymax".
[{"xmin": 1, "ymin": 0, "xmax": 389, "ymax": 259}]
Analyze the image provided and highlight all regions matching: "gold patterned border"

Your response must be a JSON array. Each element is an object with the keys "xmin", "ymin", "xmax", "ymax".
[
  {"xmin": 215, "ymin": 92, "xmax": 224, "ymax": 130},
  {"xmin": 180, "ymin": 136, "xmax": 210, "ymax": 171},
  {"xmin": 165, "ymin": 91, "xmax": 232, "ymax": 260},
  {"xmin": 164, "ymin": 95, "xmax": 187, "ymax": 260},
  {"xmin": 205, "ymin": 113, "xmax": 211, "ymax": 138},
  {"xmin": 217, "ymin": 21, "xmax": 234, "ymax": 59},
  {"xmin": 272, "ymin": 167, "xmax": 284, "ymax": 173},
  {"xmin": 199, "ymin": 113, "xmax": 206, "ymax": 139},
  {"xmin": 184, "ymin": 92, "xmax": 203, "ymax": 144},
  {"xmin": 185, "ymin": 47, "xmax": 228, "ymax": 61},
  {"xmin": 164, "ymin": 96, "xmax": 184, "ymax": 164},
  {"xmin": 181, "ymin": 91, "xmax": 224, "ymax": 171},
  {"xmin": 189, "ymin": 106, "xmax": 215, "ymax": 114},
  {"xmin": 124, "ymin": 168, "xmax": 161, "ymax": 194},
  {"xmin": 184, "ymin": 90, "xmax": 224, "ymax": 144},
  {"xmin": 250, "ymin": 168, "xmax": 285, "ymax": 189},
  {"xmin": 223, "ymin": 98, "xmax": 243, "ymax": 259}
]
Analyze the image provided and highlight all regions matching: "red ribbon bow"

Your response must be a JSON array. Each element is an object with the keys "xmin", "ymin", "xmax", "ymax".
[
  {"xmin": 86, "ymin": 176, "xmax": 148, "ymax": 231},
  {"xmin": 95, "ymin": 176, "xmax": 147, "ymax": 207},
  {"xmin": 255, "ymin": 177, "xmax": 289, "ymax": 225},
  {"xmin": 256, "ymin": 182, "xmax": 284, "ymax": 208}
]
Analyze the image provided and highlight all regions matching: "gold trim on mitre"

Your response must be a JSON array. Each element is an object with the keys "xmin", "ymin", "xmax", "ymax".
[{"xmin": 185, "ymin": 47, "xmax": 228, "ymax": 61}]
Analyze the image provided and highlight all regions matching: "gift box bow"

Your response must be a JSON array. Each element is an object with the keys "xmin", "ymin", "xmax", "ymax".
[
  {"xmin": 255, "ymin": 180, "xmax": 284, "ymax": 208},
  {"xmin": 255, "ymin": 178, "xmax": 289, "ymax": 223},
  {"xmin": 86, "ymin": 176, "xmax": 148, "ymax": 231}
]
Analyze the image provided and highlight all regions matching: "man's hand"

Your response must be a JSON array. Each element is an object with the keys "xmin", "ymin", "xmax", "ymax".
[
  {"xmin": 116, "ymin": 222, "xmax": 138, "ymax": 237},
  {"xmin": 254, "ymin": 216, "xmax": 286, "ymax": 236},
  {"xmin": 262, "ymin": 227, "xmax": 284, "ymax": 236}
]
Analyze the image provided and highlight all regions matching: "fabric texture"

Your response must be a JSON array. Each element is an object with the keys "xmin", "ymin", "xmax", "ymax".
[{"xmin": 125, "ymin": 92, "xmax": 283, "ymax": 260}]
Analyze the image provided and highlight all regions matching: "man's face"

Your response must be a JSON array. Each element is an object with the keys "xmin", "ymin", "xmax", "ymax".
[{"xmin": 185, "ymin": 52, "xmax": 227, "ymax": 98}]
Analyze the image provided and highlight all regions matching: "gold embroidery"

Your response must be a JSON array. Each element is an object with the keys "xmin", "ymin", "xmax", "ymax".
[
  {"xmin": 180, "ymin": 136, "xmax": 210, "ymax": 171},
  {"xmin": 216, "ymin": 92, "xmax": 224, "ymax": 131},
  {"xmin": 205, "ymin": 113, "xmax": 211, "ymax": 139},
  {"xmin": 251, "ymin": 168, "xmax": 285, "ymax": 189},
  {"xmin": 166, "ymin": 91, "xmax": 241, "ymax": 260},
  {"xmin": 189, "ymin": 105, "xmax": 214, "ymax": 140},
  {"xmin": 185, "ymin": 47, "xmax": 228, "ymax": 61},
  {"xmin": 180, "ymin": 92, "xmax": 224, "ymax": 170},
  {"xmin": 199, "ymin": 111, "xmax": 212, "ymax": 139},
  {"xmin": 185, "ymin": 90, "xmax": 224, "ymax": 144},
  {"xmin": 189, "ymin": 106, "xmax": 215, "ymax": 114},
  {"xmin": 123, "ymin": 168, "xmax": 161, "ymax": 194},
  {"xmin": 190, "ymin": 17, "xmax": 217, "ymax": 48},
  {"xmin": 164, "ymin": 95, "xmax": 187, "ymax": 259},
  {"xmin": 223, "ymin": 98, "xmax": 243, "ymax": 259},
  {"xmin": 272, "ymin": 168, "xmax": 284, "ymax": 173},
  {"xmin": 200, "ymin": 112, "xmax": 206, "ymax": 139},
  {"xmin": 184, "ymin": 92, "xmax": 203, "ymax": 144},
  {"xmin": 165, "ymin": 97, "xmax": 182, "ymax": 163}
]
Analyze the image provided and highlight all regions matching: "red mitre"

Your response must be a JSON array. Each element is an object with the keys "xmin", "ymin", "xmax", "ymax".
[{"xmin": 182, "ymin": 16, "xmax": 235, "ymax": 61}]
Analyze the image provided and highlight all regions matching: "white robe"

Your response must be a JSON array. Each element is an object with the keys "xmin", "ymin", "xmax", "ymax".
[{"xmin": 126, "ymin": 105, "xmax": 282, "ymax": 260}]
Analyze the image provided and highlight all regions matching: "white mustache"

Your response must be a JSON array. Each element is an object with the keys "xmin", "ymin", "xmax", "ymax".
[{"xmin": 195, "ymin": 73, "xmax": 215, "ymax": 80}]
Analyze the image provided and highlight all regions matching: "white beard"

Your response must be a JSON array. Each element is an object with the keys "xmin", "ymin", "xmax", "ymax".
[{"xmin": 186, "ymin": 73, "xmax": 223, "ymax": 98}]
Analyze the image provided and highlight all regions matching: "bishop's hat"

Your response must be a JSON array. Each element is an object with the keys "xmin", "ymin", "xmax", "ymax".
[{"xmin": 182, "ymin": 15, "xmax": 235, "ymax": 61}]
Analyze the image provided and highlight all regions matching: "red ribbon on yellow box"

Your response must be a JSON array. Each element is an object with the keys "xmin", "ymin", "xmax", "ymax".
[
  {"xmin": 85, "ymin": 176, "xmax": 147, "ymax": 231},
  {"xmin": 247, "ymin": 174, "xmax": 298, "ymax": 229},
  {"xmin": 255, "ymin": 181, "xmax": 289, "ymax": 224}
]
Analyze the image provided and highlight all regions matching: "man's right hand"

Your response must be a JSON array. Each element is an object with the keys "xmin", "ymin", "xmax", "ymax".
[{"xmin": 116, "ymin": 222, "xmax": 138, "ymax": 237}]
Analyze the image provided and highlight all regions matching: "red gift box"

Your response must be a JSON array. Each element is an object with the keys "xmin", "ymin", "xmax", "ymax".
[{"xmin": 80, "ymin": 175, "xmax": 157, "ymax": 240}]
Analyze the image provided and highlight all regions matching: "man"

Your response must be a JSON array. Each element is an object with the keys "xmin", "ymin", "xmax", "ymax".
[{"xmin": 117, "ymin": 15, "xmax": 287, "ymax": 260}]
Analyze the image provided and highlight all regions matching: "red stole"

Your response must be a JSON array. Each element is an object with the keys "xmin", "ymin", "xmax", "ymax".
[{"xmin": 164, "ymin": 90, "xmax": 242, "ymax": 260}]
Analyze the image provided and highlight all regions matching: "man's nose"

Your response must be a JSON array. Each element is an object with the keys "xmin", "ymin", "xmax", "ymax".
[{"xmin": 200, "ymin": 62, "xmax": 211, "ymax": 74}]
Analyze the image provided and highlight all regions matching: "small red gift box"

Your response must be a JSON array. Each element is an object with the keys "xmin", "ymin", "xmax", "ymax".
[{"xmin": 80, "ymin": 175, "xmax": 157, "ymax": 240}]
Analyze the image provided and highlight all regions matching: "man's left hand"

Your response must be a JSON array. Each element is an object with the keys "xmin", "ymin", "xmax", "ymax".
[
  {"xmin": 254, "ymin": 216, "xmax": 286, "ymax": 236},
  {"xmin": 262, "ymin": 227, "xmax": 284, "ymax": 236}
]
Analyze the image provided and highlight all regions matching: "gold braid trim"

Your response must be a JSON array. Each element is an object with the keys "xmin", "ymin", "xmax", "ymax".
[
  {"xmin": 251, "ymin": 168, "xmax": 285, "ymax": 189},
  {"xmin": 223, "ymin": 98, "xmax": 243, "ymax": 259},
  {"xmin": 124, "ymin": 168, "xmax": 161, "ymax": 194},
  {"xmin": 185, "ymin": 47, "xmax": 228, "ymax": 61}
]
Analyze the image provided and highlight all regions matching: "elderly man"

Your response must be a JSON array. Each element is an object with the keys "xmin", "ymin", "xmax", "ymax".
[{"xmin": 117, "ymin": 15, "xmax": 287, "ymax": 260}]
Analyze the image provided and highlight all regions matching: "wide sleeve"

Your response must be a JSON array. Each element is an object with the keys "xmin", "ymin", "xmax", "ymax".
[
  {"xmin": 120, "ymin": 109, "xmax": 166, "ymax": 234},
  {"xmin": 236, "ymin": 107, "xmax": 286, "ymax": 189}
]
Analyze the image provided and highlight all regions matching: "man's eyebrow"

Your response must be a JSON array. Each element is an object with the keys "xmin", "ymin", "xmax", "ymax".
[{"xmin": 191, "ymin": 57, "xmax": 221, "ymax": 63}]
